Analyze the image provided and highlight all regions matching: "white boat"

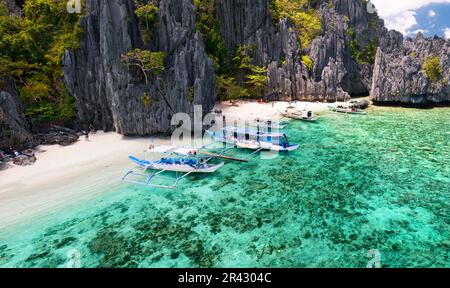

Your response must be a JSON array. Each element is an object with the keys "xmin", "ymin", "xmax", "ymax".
[
  {"xmin": 249, "ymin": 118, "xmax": 286, "ymax": 129},
  {"xmin": 281, "ymin": 108, "xmax": 318, "ymax": 122},
  {"xmin": 206, "ymin": 126, "xmax": 300, "ymax": 152},
  {"xmin": 128, "ymin": 155, "xmax": 224, "ymax": 173},
  {"xmin": 216, "ymin": 113, "xmax": 287, "ymax": 129},
  {"xmin": 122, "ymin": 145, "xmax": 226, "ymax": 189},
  {"xmin": 328, "ymin": 105, "xmax": 367, "ymax": 115}
]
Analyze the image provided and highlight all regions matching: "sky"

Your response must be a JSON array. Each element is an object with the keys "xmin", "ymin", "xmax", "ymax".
[{"xmin": 370, "ymin": 0, "xmax": 450, "ymax": 38}]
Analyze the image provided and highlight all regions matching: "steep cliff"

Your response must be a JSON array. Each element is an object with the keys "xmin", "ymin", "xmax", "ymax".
[
  {"xmin": 2, "ymin": 0, "xmax": 450, "ymax": 151},
  {"xmin": 214, "ymin": 0, "xmax": 389, "ymax": 101},
  {"xmin": 371, "ymin": 33, "xmax": 450, "ymax": 105},
  {"xmin": 4, "ymin": 0, "xmax": 23, "ymax": 16},
  {"xmin": 63, "ymin": 0, "xmax": 216, "ymax": 135},
  {"xmin": 0, "ymin": 89, "xmax": 36, "ymax": 150}
]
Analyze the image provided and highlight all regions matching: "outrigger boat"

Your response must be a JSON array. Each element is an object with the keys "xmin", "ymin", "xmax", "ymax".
[
  {"xmin": 206, "ymin": 126, "xmax": 299, "ymax": 152},
  {"xmin": 249, "ymin": 118, "xmax": 287, "ymax": 129},
  {"xmin": 214, "ymin": 113, "xmax": 287, "ymax": 130},
  {"xmin": 280, "ymin": 108, "xmax": 318, "ymax": 122},
  {"xmin": 328, "ymin": 104, "xmax": 367, "ymax": 115},
  {"xmin": 122, "ymin": 145, "xmax": 236, "ymax": 189}
]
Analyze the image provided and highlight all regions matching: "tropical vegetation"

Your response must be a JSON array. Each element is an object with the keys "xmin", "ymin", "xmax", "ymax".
[
  {"xmin": 0, "ymin": 0, "xmax": 84, "ymax": 125},
  {"xmin": 423, "ymin": 55, "xmax": 443, "ymax": 82}
]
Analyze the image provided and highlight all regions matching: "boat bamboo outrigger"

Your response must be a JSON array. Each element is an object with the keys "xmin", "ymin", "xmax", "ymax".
[
  {"xmin": 206, "ymin": 126, "xmax": 300, "ymax": 152},
  {"xmin": 122, "ymin": 145, "xmax": 232, "ymax": 189}
]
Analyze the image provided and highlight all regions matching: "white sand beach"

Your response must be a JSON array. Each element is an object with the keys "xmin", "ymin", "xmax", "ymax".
[
  {"xmin": 0, "ymin": 132, "xmax": 170, "ymax": 229},
  {"xmin": 214, "ymin": 100, "xmax": 331, "ymax": 119},
  {"xmin": 0, "ymin": 100, "xmax": 331, "ymax": 229}
]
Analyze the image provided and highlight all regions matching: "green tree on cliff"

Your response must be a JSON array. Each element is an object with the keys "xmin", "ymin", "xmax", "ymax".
[
  {"xmin": 423, "ymin": 55, "xmax": 443, "ymax": 82},
  {"xmin": 121, "ymin": 49, "xmax": 165, "ymax": 84}
]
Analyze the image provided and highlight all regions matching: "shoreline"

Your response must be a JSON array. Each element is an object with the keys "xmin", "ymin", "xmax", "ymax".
[
  {"xmin": 0, "ymin": 132, "xmax": 170, "ymax": 229},
  {"xmin": 0, "ymin": 100, "xmax": 446, "ymax": 230},
  {"xmin": 0, "ymin": 100, "xmax": 329, "ymax": 229}
]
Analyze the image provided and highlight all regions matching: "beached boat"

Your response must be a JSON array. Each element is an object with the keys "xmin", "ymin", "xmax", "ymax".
[
  {"xmin": 281, "ymin": 108, "xmax": 318, "ymax": 122},
  {"xmin": 328, "ymin": 105, "xmax": 367, "ymax": 115},
  {"xmin": 127, "ymin": 155, "xmax": 224, "ymax": 173},
  {"xmin": 206, "ymin": 126, "xmax": 300, "ymax": 152},
  {"xmin": 216, "ymin": 113, "xmax": 287, "ymax": 129},
  {"xmin": 122, "ymin": 145, "xmax": 226, "ymax": 189}
]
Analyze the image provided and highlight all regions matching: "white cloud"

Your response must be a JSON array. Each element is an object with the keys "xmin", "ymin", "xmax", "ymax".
[
  {"xmin": 412, "ymin": 29, "xmax": 429, "ymax": 34},
  {"xmin": 444, "ymin": 27, "xmax": 450, "ymax": 38},
  {"xmin": 371, "ymin": 0, "xmax": 450, "ymax": 35},
  {"xmin": 428, "ymin": 9, "xmax": 436, "ymax": 17}
]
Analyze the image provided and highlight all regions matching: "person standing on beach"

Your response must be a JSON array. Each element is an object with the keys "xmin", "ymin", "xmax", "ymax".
[
  {"xmin": 89, "ymin": 124, "xmax": 96, "ymax": 135},
  {"xmin": 85, "ymin": 130, "xmax": 90, "ymax": 142}
]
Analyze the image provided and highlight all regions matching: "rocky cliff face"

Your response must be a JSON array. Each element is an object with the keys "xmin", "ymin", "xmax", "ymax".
[
  {"xmin": 0, "ymin": 89, "xmax": 36, "ymax": 150},
  {"xmin": 2, "ymin": 0, "xmax": 450, "ymax": 151},
  {"xmin": 63, "ymin": 0, "xmax": 216, "ymax": 135},
  {"xmin": 215, "ymin": 0, "xmax": 390, "ymax": 101},
  {"xmin": 371, "ymin": 33, "xmax": 450, "ymax": 105},
  {"xmin": 4, "ymin": 0, "xmax": 23, "ymax": 16},
  {"xmin": 31, "ymin": 0, "xmax": 450, "ymax": 137}
]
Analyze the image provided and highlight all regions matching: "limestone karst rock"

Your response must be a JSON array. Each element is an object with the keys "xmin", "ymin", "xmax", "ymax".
[
  {"xmin": 63, "ymin": 0, "xmax": 216, "ymax": 135},
  {"xmin": 371, "ymin": 32, "xmax": 450, "ymax": 105}
]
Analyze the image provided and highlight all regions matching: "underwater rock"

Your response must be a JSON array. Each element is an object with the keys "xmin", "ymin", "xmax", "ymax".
[
  {"xmin": 439, "ymin": 240, "xmax": 450, "ymax": 248},
  {"xmin": 54, "ymin": 237, "xmax": 77, "ymax": 249},
  {"xmin": 89, "ymin": 229, "xmax": 138, "ymax": 268},
  {"xmin": 26, "ymin": 251, "xmax": 50, "ymax": 262}
]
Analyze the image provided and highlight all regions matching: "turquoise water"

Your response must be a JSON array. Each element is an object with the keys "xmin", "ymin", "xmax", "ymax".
[{"xmin": 1, "ymin": 107, "xmax": 449, "ymax": 268}]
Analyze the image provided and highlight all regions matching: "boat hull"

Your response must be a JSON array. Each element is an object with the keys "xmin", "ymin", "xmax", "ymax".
[
  {"xmin": 150, "ymin": 162, "xmax": 224, "ymax": 173},
  {"xmin": 281, "ymin": 112, "xmax": 317, "ymax": 122},
  {"xmin": 328, "ymin": 107, "xmax": 367, "ymax": 115},
  {"xmin": 129, "ymin": 156, "xmax": 224, "ymax": 173}
]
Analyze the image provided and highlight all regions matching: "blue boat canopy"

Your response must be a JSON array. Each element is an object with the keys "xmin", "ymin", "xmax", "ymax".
[{"xmin": 221, "ymin": 126, "xmax": 286, "ymax": 138}]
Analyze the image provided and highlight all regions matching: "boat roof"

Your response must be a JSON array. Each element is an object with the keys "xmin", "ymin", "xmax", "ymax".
[
  {"xmin": 149, "ymin": 145, "xmax": 195, "ymax": 155},
  {"xmin": 221, "ymin": 126, "xmax": 286, "ymax": 137},
  {"xmin": 218, "ymin": 114, "xmax": 284, "ymax": 125}
]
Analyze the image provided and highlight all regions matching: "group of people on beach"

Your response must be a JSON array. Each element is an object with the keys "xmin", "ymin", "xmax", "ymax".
[
  {"xmin": 0, "ymin": 147, "xmax": 19, "ymax": 161},
  {"xmin": 0, "ymin": 147, "xmax": 35, "ymax": 162}
]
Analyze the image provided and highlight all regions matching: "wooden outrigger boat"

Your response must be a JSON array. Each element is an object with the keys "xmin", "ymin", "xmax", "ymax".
[
  {"xmin": 249, "ymin": 118, "xmax": 287, "ymax": 129},
  {"xmin": 280, "ymin": 108, "xmax": 318, "ymax": 122},
  {"xmin": 214, "ymin": 112, "xmax": 288, "ymax": 130},
  {"xmin": 206, "ymin": 126, "xmax": 300, "ymax": 153},
  {"xmin": 328, "ymin": 105, "xmax": 367, "ymax": 115},
  {"xmin": 122, "ymin": 145, "xmax": 239, "ymax": 189}
]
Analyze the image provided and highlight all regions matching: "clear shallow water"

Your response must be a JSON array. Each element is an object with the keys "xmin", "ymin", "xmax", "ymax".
[{"xmin": 1, "ymin": 107, "xmax": 449, "ymax": 268}]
